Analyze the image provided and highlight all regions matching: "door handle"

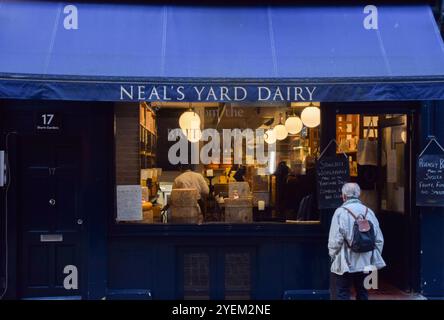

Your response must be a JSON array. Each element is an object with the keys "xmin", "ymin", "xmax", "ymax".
[{"xmin": 49, "ymin": 199, "xmax": 56, "ymax": 206}]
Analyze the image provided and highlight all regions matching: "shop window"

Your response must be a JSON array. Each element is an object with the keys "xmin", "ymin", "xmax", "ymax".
[
  {"xmin": 379, "ymin": 115, "xmax": 407, "ymax": 213},
  {"xmin": 114, "ymin": 102, "xmax": 322, "ymax": 225}
]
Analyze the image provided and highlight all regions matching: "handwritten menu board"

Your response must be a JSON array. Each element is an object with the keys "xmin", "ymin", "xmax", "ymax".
[
  {"xmin": 316, "ymin": 156, "xmax": 350, "ymax": 209},
  {"xmin": 116, "ymin": 185, "xmax": 142, "ymax": 221},
  {"xmin": 416, "ymin": 154, "xmax": 444, "ymax": 206}
]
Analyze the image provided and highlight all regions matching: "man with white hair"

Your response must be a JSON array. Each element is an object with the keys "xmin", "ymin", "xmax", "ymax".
[{"xmin": 328, "ymin": 182, "xmax": 386, "ymax": 300}]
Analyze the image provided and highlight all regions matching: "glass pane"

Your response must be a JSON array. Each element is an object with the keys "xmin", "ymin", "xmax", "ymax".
[
  {"xmin": 380, "ymin": 119, "xmax": 406, "ymax": 213},
  {"xmin": 115, "ymin": 102, "xmax": 322, "ymax": 224},
  {"xmin": 336, "ymin": 114, "xmax": 379, "ymax": 212}
]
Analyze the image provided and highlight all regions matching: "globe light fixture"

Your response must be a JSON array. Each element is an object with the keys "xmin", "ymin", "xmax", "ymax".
[
  {"xmin": 264, "ymin": 129, "xmax": 277, "ymax": 144},
  {"xmin": 273, "ymin": 113, "xmax": 288, "ymax": 141},
  {"xmin": 285, "ymin": 115, "xmax": 303, "ymax": 134},
  {"xmin": 274, "ymin": 124, "xmax": 288, "ymax": 140},
  {"xmin": 179, "ymin": 108, "xmax": 201, "ymax": 131},
  {"xmin": 301, "ymin": 104, "xmax": 321, "ymax": 128}
]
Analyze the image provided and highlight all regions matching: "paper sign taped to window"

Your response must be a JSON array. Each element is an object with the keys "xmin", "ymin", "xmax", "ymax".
[{"xmin": 116, "ymin": 185, "xmax": 142, "ymax": 221}]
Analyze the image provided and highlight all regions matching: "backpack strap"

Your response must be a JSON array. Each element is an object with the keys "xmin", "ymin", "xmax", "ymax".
[
  {"xmin": 342, "ymin": 206, "xmax": 358, "ymax": 220},
  {"xmin": 342, "ymin": 206, "xmax": 368, "ymax": 220},
  {"xmin": 339, "ymin": 206, "xmax": 354, "ymax": 249}
]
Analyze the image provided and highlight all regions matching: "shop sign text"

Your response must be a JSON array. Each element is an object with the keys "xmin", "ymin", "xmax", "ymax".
[{"xmin": 120, "ymin": 85, "xmax": 316, "ymax": 102}]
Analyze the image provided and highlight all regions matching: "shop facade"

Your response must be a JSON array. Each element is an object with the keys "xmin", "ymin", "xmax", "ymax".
[{"xmin": 1, "ymin": 1, "xmax": 444, "ymax": 300}]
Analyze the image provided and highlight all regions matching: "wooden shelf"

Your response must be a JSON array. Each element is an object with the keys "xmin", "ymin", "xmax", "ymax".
[{"xmin": 139, "ymin": 103, "xmax": 158, "ymax": 169}]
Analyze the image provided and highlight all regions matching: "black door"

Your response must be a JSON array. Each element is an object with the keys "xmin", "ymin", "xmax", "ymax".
[
  {"xmin": 18, "ymin": 135, "xmax": 84, "ymax": 298},
  {"xmin": 377, "ymin": 115, "xmax": 413, "ymax": 291}
]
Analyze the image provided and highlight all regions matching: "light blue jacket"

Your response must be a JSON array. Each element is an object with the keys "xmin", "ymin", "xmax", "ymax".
[{"xmin": 328, "ymin": 199, "xmax": 386, "ymax": 275}]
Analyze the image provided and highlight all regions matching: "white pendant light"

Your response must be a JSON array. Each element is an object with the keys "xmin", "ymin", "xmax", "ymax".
[
  {"xmin": 285, "ymin": 115, "xmax": 303, "ymax": 134},
  {"xmin": 301, "ymin": 104, "xmax": 321, "ymax": 128},
  {"xmin": 273, "ymin": 113, "xmax": 288, "ymax": 141},
  {"xmin": 274, "ymin": 124, "xmax": 288, "ymax": 140},
  {"xmin": 264, "ymin": 129, "xmax": 277, "ymax": 144},
  {"xmin": 179, "ymin": 108, "xmax": 201, "ymax": 131}
]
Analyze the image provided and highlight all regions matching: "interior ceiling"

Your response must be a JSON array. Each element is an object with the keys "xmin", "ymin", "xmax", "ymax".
[
  {"xmin": 147, "ymin": 101, "xmax": 318, "ymax": 130},
  {"xmin": 150, "ymin": 102, "xmax": 221, "ymax": 108},
  {"xmin": 149, "ymin": 101, "xmax": 319, "ymax": 109},
  {"xmin": 206, "ymin": 105, "xmax": 287, "ymax": 129}
]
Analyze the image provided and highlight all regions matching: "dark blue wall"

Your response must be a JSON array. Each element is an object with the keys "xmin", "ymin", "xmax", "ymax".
[
  {"xmin": 419, "ymin": 101, "xmax": 444, "ymax": 299},
  {"xmin": 107, "ymin": 232, "xmax": 330, "ymax": 299}
]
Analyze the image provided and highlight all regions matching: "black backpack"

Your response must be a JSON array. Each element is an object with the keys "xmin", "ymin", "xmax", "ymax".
[{"xmin": 342, "ymin": 206, "xmax": 376, "ymax": 253}]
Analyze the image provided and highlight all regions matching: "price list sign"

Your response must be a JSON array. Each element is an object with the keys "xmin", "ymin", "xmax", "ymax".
[
  {"xmin": 316, "ymin": 156, "xmax": 350, "ymax": 209},
  {"xmin": 416, "ymin": 154, "xmax": 444, "ymax": 206}
]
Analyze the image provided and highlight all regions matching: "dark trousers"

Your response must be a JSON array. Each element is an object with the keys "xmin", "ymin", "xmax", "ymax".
[{"xmin": 333, "ymin": 272, "xmax": 369, "ymax": 300}]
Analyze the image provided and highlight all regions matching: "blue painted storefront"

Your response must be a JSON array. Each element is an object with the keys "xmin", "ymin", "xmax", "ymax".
[
  {"xmin": 0, "ymin": 100, "xmax": 443, "ymax": 299},
  {"xmin": 0, "ymin": 1, "xmax": 444, "ymax": 300}
]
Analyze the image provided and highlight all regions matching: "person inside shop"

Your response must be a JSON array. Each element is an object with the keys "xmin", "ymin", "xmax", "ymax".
[
  {"xmin": 328, "ymin": 182, "xmax": 386, "ymax": 300},
  {"xmin": 286, "ymin": 156, "xmax": 318, "ymax": 221},
  {"xmin": 172, "ymin": 163, "xmax": 210, "ymax": 215},
  {"xmin": 299, "ymin": 155, "xmax": 318, "ymax": 220},
  {"xmin": 301, "ymin": 155, "xmax": 316, "ymax": 195},
  {"xmin": 274, "ymin": 160, "xmax": 290, "ymax": 219},
  {"xmin": 285, "ymin": 161, "xmax": 305, "ymax": 219}
]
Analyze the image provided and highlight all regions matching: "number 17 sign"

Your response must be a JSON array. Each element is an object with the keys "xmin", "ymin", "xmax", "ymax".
[{"xmin": 36, "ymin": 112, "xmax": 61, "ymax": 132}]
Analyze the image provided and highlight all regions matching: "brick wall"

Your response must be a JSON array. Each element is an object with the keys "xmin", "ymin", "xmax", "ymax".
[{"xmin": 115, "ymin": 103, "xmax": 140, "ymax": 185}]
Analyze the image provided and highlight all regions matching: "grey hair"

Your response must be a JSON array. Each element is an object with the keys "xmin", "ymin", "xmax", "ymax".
[{"xmin": 341, "ymin": 183, "xmax": 361, "ymax": 199}]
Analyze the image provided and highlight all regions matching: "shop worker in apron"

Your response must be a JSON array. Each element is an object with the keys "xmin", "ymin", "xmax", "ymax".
[
  {"xmin": 173, "ymin": 164, "xmax": 209, "ymax": 214},
  {"xmin": 328, "ymin": 183, "xmax": 386, "ymax": 300}
]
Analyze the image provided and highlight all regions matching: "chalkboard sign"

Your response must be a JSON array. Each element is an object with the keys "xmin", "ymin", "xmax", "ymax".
[
  {"xmin": 316, "ymin": 156, "xmax": 350, "ymax": 209},
  {"xmin": 416, "ymin": 154, "xmax": 444, "ymax": 206}
]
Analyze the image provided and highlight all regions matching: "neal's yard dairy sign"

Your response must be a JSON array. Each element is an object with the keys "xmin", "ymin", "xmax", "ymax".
[
  {"xmin": 120, "ymin": 85, "xmax": 317, "ymax": 102},
  {"xmin": 2, "ymin": 79, "xmax": 442, "ymax": 101}
]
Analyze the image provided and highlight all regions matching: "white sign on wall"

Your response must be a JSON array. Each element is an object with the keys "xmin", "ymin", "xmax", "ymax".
[{"xmin": 116, "ymin": 185, "xmax": 142, "ymax": 221}]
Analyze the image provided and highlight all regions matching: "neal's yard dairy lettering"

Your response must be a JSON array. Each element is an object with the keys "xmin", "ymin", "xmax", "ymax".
[
  {"xmin": 416, "ymin": 154, "xmax": 444, "ymax": 206},
  {"xmin": 316, "ymin": 156, "xmax": 350, "ymax": 209},
  {"xmin": 120, "ymin": 85, "xmax": 317, "ymax": 102}
]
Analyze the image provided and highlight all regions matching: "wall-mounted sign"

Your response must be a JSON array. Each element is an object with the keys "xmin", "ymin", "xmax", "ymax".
[
  {"xmin": 116, "ymin": 185, "xmax": 142, "ymax": 221},
  {"xmin": 416, "ymin": 154, "xmax": 444, "ymax": 206},
  {"xmin": 416, "ymin": 138, "xmax": 444, "ymax": 207},
  {"xmin": 316, "ymin": 156, "xmax": 350, "ymax": 209},
  {"xmin": 36, "ymin": 112, "xmax": 61, "ymax": 132},
  {"xmin": 120, "ymin": 85, "xmax": 317, "ymax": 103}
]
